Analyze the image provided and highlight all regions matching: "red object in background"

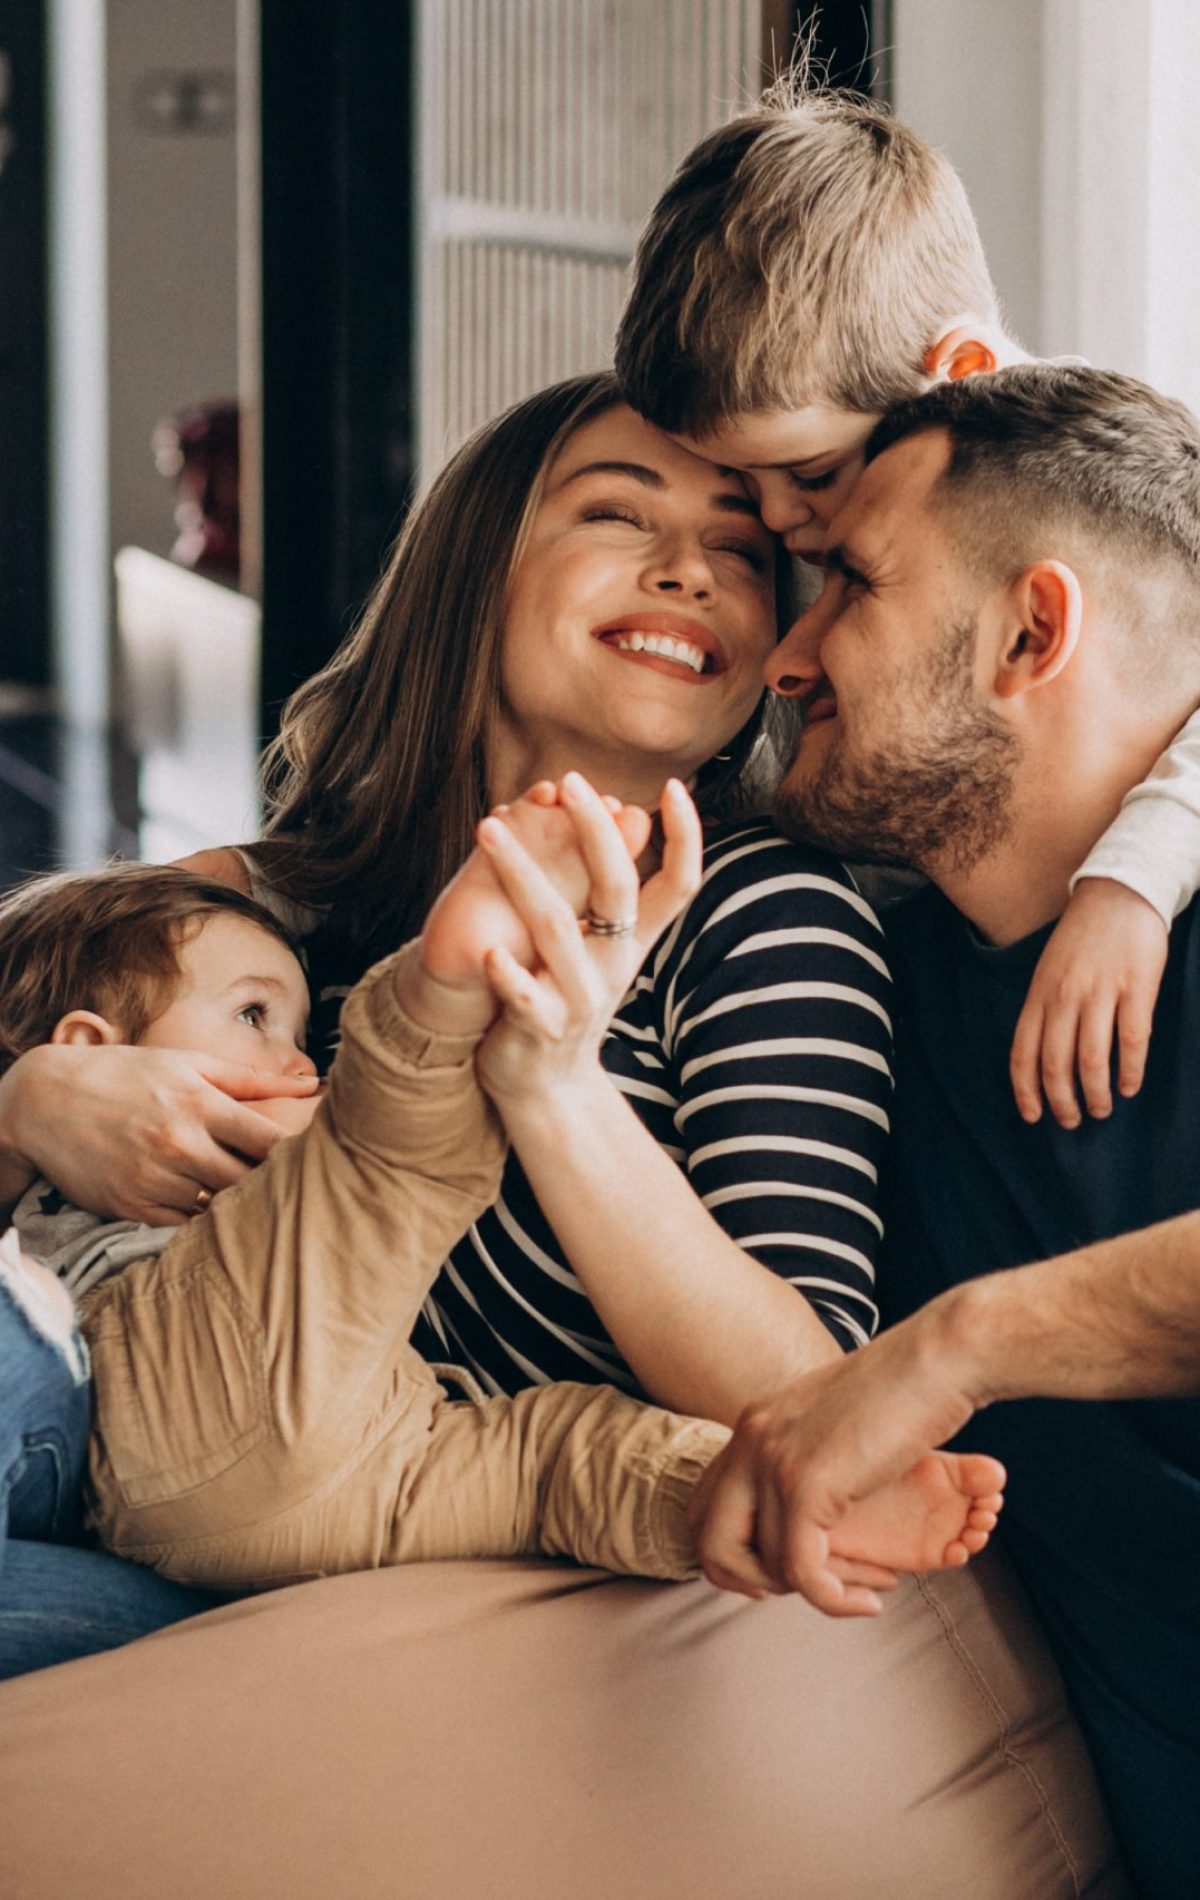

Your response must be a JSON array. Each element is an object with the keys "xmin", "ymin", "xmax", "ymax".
[{"xmin": 153, "ymin": 400, "xmax": 240, "ymax": 583}]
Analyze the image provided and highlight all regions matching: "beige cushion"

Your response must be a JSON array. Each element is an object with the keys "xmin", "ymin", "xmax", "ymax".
[{"xmin": 0, "ymin": 1546, "xmax": 1127, "ymax": 1899}]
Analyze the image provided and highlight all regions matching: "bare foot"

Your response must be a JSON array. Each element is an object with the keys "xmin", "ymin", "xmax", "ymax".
[
  {"xmin": 831, "ymin": 1452, "xmax": 1006, "ymax": 1575},
  {"xmin": 420, "ymin": 784, "xmax": 650, "ymax": 990}
]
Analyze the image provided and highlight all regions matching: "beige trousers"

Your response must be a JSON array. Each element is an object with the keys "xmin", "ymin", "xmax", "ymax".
[{"xmin": 82, "ymin": 950, "xmax": 725, "ymax": 1591}]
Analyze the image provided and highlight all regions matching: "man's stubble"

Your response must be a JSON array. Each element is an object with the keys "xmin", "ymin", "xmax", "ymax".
[{"xmin": 773, "ymin": 614, "xmax": 1020, "ymax": 875}]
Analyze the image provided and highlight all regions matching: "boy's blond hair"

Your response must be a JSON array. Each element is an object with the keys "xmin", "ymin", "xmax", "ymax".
[{"xmin": 614, "ymin": 81, "xmax": 1000, "ymax": 436}]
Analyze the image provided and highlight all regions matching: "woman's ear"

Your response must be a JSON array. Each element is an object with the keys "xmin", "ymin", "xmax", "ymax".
[
  {"xmin": 49, "ymin": 1010, "xmax": 123, "ymax": 1048},
  {"xmin": 924, "ymin": 322, "xmax": 1029, "ymax": 384},
  {"xmin": 993, "ymin": 561, "xmax": 1084, "ymax": 700}
]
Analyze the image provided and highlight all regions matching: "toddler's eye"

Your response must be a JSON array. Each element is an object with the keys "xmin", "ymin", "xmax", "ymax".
[{"xmin": 237, "ymin": 1002, "xmax": 267, "ymax": 1029}]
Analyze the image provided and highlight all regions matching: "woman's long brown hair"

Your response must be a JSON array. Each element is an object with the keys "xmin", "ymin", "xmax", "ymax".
[{"xmin": 256, "ymin": 371, "xmax": 797, "ymax": 962}]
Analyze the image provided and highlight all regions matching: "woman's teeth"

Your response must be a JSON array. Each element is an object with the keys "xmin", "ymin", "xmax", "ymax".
[{"xmin": 610, "ymin": 631, "xmax": 707, "ymax": 674}]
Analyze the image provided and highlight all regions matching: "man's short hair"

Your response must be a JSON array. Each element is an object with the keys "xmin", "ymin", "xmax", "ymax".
[
  {"xmin": 867, "ymin": 366, "xmax": 1200, "ymax": 655},
  {"xmin": 0, "ymin": 862, "xmax": 297, "ymax": 1075},
  {"xmin": 615, "ymin": 80, "xmax": 998, "ymax": 436}
]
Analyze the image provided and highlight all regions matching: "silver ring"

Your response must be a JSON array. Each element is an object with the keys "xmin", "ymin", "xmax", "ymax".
[
  {"xmin": 192, "ymin": 1186, "xmax": 214, "ymax": 1216},
  {"xmin": 583, "ymin": 907, "xmax": 637, "ymax": 939}
]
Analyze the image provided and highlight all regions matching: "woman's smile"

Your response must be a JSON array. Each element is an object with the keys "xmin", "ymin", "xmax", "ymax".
[{"xmin": 591, "ymin": 610, "xmax": 727, "ymax": 682}]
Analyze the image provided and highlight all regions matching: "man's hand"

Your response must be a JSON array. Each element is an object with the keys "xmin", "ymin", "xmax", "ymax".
[{"xmin": 690, "ymin": 1302, "xmax": 990, "ymax": 1615}]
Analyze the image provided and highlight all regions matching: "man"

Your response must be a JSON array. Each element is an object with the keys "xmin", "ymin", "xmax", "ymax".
[{"xmin": 688, "ymin": 364, "xmax": 1200, "ymax": 1895}]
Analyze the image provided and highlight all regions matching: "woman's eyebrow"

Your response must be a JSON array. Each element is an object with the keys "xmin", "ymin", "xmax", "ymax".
[
  {"xmin": 556, "ymin": 460, "xmax": 762, "ymax": 519},
  {"xmin": 558, "ymin": 459, "xmax": 664, "ymax": 489}
]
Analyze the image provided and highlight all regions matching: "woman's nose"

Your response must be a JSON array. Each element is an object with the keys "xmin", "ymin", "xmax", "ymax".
[{"xmin": 642, "ymin": 537, "xmax": 714, "ymax": 598}]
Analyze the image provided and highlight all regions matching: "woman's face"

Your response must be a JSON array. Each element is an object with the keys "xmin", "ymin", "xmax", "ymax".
[{"xmin": 495, "ymin": 405, "xmax": 778, "ymax": 793}]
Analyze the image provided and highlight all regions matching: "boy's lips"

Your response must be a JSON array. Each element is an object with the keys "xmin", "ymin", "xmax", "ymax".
[{"xmin": 591, "ymin": 613, "xmax": 727, "ymax": 681}]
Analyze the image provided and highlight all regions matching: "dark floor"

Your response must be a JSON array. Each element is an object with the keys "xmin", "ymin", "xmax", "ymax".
[{"xmin": 0, "ymin": 694, "xmax": 138, "ymax": 895}]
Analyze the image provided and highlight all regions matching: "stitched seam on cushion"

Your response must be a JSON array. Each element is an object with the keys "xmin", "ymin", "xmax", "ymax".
[{"xmin": 914, "ymin": 1572, "xmax": 1082, "ymax": 1897}]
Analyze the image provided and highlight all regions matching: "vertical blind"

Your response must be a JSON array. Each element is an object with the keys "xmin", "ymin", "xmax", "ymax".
[{"xmin": 416, "ymin": 0, "xmax": 766, "ymax": 481}]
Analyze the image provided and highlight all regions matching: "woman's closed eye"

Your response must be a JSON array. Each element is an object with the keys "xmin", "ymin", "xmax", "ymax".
[
  {"xmin": 580, "ymin": 502, "xmax": 647, "ymax": 530},
  {"xmin": 709, "ymin": 536, "xmax": 770, "ymax": 572}
]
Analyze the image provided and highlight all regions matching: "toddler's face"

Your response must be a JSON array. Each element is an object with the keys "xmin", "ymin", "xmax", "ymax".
[
  {"xmin": 672, "ymin": 405, "xmax": 879, "ymax": 564},
  {"xmin": 136, "ymin": 913, "xmax": 316, "ymax": 1083}
]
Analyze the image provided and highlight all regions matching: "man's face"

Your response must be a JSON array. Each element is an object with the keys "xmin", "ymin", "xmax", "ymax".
[
  {"xmin": 674, "ymin": 405, "xmax": 880, "ymax": 563},
  {"xmin": 767, "ymin": 430, "xmax": 1019, "ymax": 873}
]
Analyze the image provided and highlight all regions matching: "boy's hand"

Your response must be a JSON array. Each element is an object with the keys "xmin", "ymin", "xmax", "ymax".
[
  {"xmin": 472, "ymin": 775, "xmax": 702, "ymax": 1114},
  {"xmin": 1010, "ymin": 877, "xmax": 1167, "ymax": 1128},
  {"xmin": 401, "ymin": 782, "xmax": 652, "ymax": 1037}
]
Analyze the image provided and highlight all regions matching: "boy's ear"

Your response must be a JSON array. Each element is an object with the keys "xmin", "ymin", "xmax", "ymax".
[
  {"xmin": 924, "ymin": 322, "xmax": 1027, "ymax": 384},
  {"xmin": 992, "ymin": 561, "xmax": 1083, "ymax": 700},
  {"xmin": 50, "ymin": 1010, "xmax": 123, "ymax": 1048}
]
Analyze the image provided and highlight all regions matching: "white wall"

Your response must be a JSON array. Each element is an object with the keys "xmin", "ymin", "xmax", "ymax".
[
  {"xmin": 891, "ymin": 0, "xmax": 1045, "ymax": 352},
  {"xmin": 891, "ymin": 0, "xmax": 1200, "ymax": 419},
  {"xmin": 106, "ymin": 0, "xmax": 239, "ymax": 563},
  {"xmin": 1040, "ymin": 0, "xmax": 1200, "ymax": 418}
]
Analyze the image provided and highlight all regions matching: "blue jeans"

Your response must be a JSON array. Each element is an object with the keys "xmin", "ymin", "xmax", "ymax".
[{"xmin": 0, "ymin": 1256, "xmax": 221, "ymax": 1680}]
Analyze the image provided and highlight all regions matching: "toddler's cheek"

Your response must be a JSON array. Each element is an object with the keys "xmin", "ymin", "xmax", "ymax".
[{"xmin": 255, "ymin": 1088, "xmax": 326, "ymax": 1138}]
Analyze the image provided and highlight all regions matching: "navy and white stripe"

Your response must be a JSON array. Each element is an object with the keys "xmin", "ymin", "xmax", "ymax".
[{"xmin": 405, "ymin": 817, "xmax": 894, "ymax": 1398}]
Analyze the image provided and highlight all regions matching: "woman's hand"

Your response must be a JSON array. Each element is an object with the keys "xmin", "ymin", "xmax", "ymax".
[
  {"xmin": 1010, "ymin": 877, "xmax": 1168, "ymax": 1128},
  {"xmin": 0, "ymin": 1043, "xmax": 319, "ymax": 1226},
  {"xmin": 472, "ymin": 774, "xmax": 702, "ymax": 1114}
]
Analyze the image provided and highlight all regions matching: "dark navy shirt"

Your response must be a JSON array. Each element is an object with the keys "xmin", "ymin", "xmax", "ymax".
[{"xmin": 882, "ymin": 886, "xmax": 1200, "ymax": 1897}]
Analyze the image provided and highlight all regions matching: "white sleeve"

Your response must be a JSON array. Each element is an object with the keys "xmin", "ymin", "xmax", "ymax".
[{"xmin": 1070, "ymin": 707, "xmax": 1200, "ymax": 925}]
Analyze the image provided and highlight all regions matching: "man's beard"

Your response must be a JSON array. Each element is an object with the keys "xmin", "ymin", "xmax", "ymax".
[{"xmin": 773, "ymin": 614, "xmax": 1019, "ymax": 875}]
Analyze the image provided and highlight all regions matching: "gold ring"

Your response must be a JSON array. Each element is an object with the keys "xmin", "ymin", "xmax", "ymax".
[{"xmin": 193, "ymin": 1186, "xmax": 214, "ymax": 1216}]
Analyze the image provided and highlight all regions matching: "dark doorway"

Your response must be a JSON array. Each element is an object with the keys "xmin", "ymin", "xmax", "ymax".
[
  {"xmin": 257, "ymin": 0, "xmax": 417, "ymax": 740},
  {"xmin": 0, "ymin": 0, "xmax": 50, "ymax": 690}
]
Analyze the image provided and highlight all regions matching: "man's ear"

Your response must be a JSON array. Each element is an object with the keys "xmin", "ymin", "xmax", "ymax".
[
  {"xmin": 992, "ymin": 561, "xmax": 1083, "ymax": 700},
  {"xmin": 50, "ymin": 1010, "xmax": 122, "ymax": 1048},
  {"xmin": 924, "ymin": 321, "xmax": 1028, "ymax": 384}
]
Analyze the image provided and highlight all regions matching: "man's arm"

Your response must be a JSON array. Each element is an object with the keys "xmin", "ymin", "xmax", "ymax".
[{"xmin": 691, "ymin": 1208, "xmax": 1200, "ymax": 1612}]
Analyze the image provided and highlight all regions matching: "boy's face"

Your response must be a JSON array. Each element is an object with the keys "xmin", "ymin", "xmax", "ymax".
[
  {"xmin": 672, "ymin": 405, "xmax": 880, "ymax": 563},
  {"xmin": 137, "ymin": 913, "xmax": 316, "ymax": 1082}
]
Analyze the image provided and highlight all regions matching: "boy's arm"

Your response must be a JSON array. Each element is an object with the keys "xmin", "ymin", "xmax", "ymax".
[
  {"xmin": 1010, "ymin": 708, "xmax": 1200, "ymax": 1128},
  {"xmin": 1072, "ymin": 705, "xmax": 1200, "ymax": 924}
]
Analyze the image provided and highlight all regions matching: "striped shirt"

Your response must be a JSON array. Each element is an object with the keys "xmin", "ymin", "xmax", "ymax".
[{"xmin": 398, "ymin": 817, "xmax": 895, "ymax": 1397}]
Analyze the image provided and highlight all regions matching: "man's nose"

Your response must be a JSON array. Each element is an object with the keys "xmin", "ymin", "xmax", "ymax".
[{"xmin": 764, "ymin": 607, "xmax": 824, "ymax": 697}]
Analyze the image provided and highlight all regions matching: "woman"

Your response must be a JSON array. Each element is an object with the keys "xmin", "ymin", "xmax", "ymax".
[
  {"xmin": 237, "ymin": 371, "xmax": 892, "ymax": 1423},
  {"xmin": 0, "ymin": 374, "xmax": 890, "ymax": 1665}
]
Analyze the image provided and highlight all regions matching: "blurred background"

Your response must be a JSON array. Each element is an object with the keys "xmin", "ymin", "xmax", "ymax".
[{"xmin": 2, "ymin": 0, "xmax": 1198, "ymax": 890}]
